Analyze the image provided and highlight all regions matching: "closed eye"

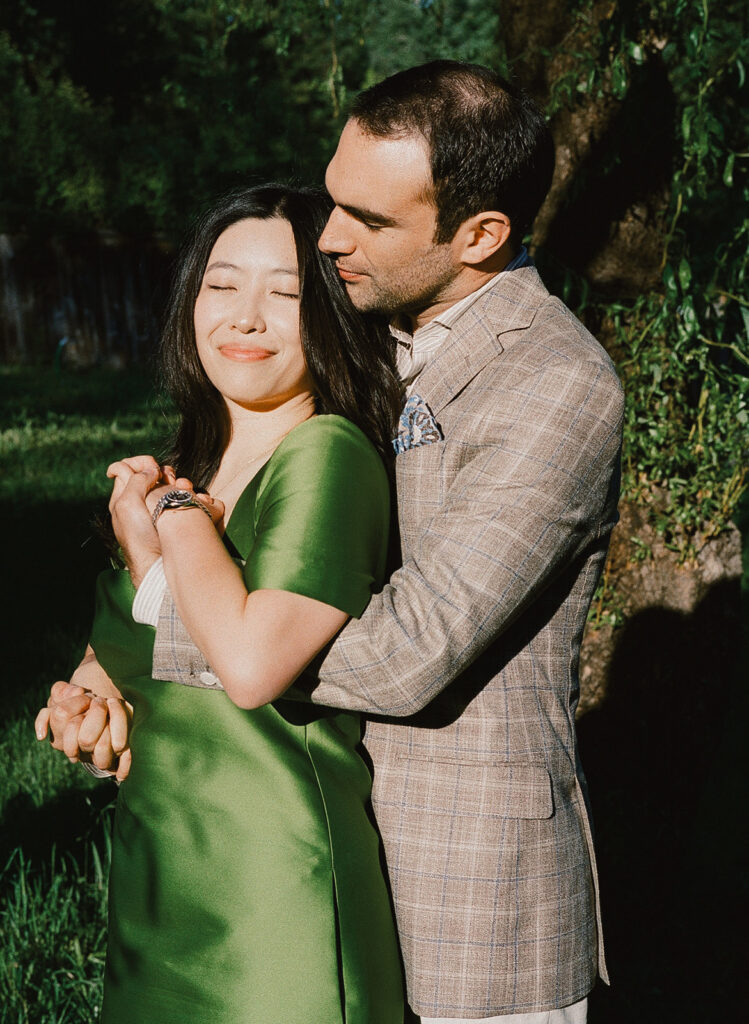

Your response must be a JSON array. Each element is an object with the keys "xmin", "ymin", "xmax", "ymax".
[
  {"xmin": 272, "ymin": 291, "xmax": 299, "ymax": 298},
  {"xmin": 208, "ymin": 285, "xmax": 235, "ymax": 291}
]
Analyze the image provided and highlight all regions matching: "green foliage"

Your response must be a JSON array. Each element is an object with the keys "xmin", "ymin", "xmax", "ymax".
[
  {"xmin": 0, "ymin": 0, "xmax": 500, "ymax": 237},
  {"xmin": 362, "ymin": 0, "xmax": 501, "ymax": 84},
  {"xmin": 624, "ymin": 0, "xmax": 748, "ymax": 555},
  {"xmin": 549, "ymin": 0, "xmax": 748, "ymax": 559}
]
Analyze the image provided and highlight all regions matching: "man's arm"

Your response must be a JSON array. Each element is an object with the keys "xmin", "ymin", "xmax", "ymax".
[{"xmin": 307, "ymin": 357, "xmax": 624, "ymax": 715}]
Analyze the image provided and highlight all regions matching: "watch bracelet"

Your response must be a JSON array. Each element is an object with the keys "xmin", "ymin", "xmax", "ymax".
[{"xmin": 151, "ymin": 491, "xmax": 213, "ymax": 526}]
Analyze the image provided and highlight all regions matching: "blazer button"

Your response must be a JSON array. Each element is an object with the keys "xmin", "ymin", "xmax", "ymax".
[{"xmin": 199, "ymin": 670, "xmax": 221, "ymax": 687}]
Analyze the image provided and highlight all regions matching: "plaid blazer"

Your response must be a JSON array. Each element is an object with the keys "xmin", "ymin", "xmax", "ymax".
[{"xmin": 152, "ymin": 267, "xmax": 623, "ymax": 1018}]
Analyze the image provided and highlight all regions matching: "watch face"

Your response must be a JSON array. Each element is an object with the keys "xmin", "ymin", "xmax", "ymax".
[
  {"xmin": 168, "ymin": 490, "xmax": 192, "ymax": 505},
  {"xmin": 153, "ymin": 488, "xmax": 206, "ymax": 526},
  {"xmin": 162, "ymin": 490, "xmax": 195, "ymax": 507}
]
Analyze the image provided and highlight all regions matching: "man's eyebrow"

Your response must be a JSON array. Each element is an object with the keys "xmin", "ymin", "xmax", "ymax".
[{"xmin": 338, "ymin": 203, "xmax": 396, "ymax": 227}]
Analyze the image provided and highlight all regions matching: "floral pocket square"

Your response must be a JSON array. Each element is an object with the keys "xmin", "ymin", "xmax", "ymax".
[{"xmin": 392, "ymin": 393, "xmax": 444, "ymax": 455}]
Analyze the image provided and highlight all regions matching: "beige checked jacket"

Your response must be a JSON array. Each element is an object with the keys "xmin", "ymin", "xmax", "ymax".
[{"xmin": 152, "ymin": 267, "xmax": 624, "ymax": 1018}]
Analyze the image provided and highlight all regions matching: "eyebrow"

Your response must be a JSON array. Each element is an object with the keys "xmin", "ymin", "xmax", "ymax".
[
  {"xmin": 337, "ymin": 203, "xmax": 396, "ymax": 227},
  {"xmin": 204, "ymin": 262, "xmax": 299, "ymax": 276},
  {"xmin": 205, "ymin": 261, "xmax": 238, "ymax": 272}
]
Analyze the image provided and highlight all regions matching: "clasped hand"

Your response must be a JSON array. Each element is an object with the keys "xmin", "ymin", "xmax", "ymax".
[
  {"xmin": 107, "ymin": 455, "xmax": 223, "ymax": 587},
  {"xmin": 35, "ymin": 681, "xmax": 133, "ymax": 782},
  {"xmin": 35, "ymin": 456, "xmax": 224, "ymax": 780}
]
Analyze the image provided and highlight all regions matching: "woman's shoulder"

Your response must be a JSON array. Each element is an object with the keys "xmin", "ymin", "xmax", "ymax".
[
  {"xmin": 257, "ymin": 414, "xmax": 388, "ymax": 505},
  {"xmin": 274, "ymin": 414, "xmax": 381, "ymax": 464}
]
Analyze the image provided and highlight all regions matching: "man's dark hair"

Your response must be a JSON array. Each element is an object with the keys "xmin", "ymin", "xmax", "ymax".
[{"xmin": 350, "ymin": 60, "xmax": 555, "ymax": 245}]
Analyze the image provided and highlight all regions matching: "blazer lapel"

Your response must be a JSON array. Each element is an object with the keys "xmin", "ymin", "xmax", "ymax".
[{"xmin": 415, "ymin": 266, "xmax": 549, "ymax": 416}]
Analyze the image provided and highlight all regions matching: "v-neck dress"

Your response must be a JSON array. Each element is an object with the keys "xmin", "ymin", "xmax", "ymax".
[{"xmin": 89, "ymin": 415, "xmax": 403, "ymax": 1024}]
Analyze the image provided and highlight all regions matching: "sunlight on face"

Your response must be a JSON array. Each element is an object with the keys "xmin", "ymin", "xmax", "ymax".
[
  {"xmin": 319, "ymin": 120, "xmax": 459, "ymax": 323},
  {"xmin": 194, "ymin": 217, "xmax": 313, "ymax": 411}
]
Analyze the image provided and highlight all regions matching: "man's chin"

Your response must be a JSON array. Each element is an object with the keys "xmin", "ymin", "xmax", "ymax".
[{"xmin": 344, "ymin": 283, "xmax": 392, "ymax": 316}]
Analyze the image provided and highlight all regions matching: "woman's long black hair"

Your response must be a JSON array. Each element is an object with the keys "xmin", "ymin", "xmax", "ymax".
[{"xmin": 160, "ymin": 184, "xmax": 402, "ymax": 489}]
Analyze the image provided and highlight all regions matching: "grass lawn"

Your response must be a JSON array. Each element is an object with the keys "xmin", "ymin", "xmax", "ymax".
[{"xmin": 0, "ymin": 366, "xmax": 173, "ymax": 1023}]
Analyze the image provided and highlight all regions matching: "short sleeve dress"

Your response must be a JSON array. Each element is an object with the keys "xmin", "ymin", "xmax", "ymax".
[{"xmin": 89, "ymin": 416, "xmax": 404, "ymax": 1024}]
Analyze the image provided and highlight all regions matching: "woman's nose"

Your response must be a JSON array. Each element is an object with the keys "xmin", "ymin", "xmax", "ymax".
[{"xmin": 232, "ymin": 305, "xmax": 265, "ymax": 333}]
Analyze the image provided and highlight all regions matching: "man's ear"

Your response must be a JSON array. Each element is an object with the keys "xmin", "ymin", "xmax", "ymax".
[{"xmin": 454, "ymin": 211, "xmax": 512, "ymax": 266}]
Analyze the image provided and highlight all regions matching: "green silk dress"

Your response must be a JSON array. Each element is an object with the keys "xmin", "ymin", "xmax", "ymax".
[{"xmin": 89, "ymin": 416, "xmax": 404, "ymax": 1024}]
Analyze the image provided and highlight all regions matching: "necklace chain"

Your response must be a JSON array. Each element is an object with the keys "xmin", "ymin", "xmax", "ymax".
[{"xmin": 210, "ymin": 427, "xmax": 295, "ymax": 498}]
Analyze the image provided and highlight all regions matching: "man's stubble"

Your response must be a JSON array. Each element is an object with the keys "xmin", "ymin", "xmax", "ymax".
[{"xmin": 343, "ymin": 239, "xmax": 459, "ymax": 322}]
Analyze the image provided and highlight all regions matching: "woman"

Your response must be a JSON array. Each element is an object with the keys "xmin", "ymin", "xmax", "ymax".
[{"xmin": 36, "ymin": 185, "xmax": 404, "ymax": 1023}]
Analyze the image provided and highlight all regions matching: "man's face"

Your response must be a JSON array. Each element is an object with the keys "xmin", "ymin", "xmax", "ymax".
[{"xmin": 319, "ymin": 120, "xmax": 460, "ymax": 324}]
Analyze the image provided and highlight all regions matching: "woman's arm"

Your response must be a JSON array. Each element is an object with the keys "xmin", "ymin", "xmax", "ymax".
[
  {"xmin": 156, "ymin": 509, "xmax": 348, "ymax": 709},
  {"xmin": 112, "ymin": 420, "xmax": 389, "ymax": 711}
]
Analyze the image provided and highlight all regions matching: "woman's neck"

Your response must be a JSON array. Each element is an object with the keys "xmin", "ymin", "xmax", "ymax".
[{"xmin": 210, "ymin": 391, "xmax": 316, "ymax": 511}]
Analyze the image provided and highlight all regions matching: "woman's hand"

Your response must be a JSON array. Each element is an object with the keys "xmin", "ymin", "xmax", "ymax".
[{"xmin": 107, "ymin": 456, "xmax": 195, "ymax": 586}]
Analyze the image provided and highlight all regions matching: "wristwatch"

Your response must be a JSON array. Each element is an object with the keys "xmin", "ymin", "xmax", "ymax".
[{"xmin": 151, "ymin": 489, "xmax": 213, "ymax": 526}]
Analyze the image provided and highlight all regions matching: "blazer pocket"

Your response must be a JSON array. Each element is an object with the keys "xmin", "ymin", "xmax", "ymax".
[{"xmin": 393, "ymin": 756, "xmax": 554, "ymax": 820}]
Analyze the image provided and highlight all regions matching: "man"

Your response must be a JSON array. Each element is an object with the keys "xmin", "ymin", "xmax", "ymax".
[{"xmin": 48, "ymin": 62, "xmax": 623, "ymax": 1023}]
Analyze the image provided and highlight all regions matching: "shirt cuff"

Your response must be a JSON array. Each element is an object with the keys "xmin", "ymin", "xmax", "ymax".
[{"xmin": 131, "ymin": 557, "xmax": 167, "ymax": 627}]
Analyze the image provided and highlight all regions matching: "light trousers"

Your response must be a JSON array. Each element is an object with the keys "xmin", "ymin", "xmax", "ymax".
[{"xmin": 418, "ymin": 995, "xmax": 587, "ymax": 1024}]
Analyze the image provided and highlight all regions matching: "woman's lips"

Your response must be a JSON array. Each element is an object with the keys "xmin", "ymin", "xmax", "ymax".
[{"xmin": 218, "ymin": 345, "xmax": 274, "ymax": 362}]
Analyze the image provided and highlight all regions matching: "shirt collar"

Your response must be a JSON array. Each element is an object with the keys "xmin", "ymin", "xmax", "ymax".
[{"xmin": 392, "ymin": 245, "xmax": 531, "ymax": 350}]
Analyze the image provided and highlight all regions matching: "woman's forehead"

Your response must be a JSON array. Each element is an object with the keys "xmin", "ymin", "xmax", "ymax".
[{"xmin": 208, "ymin": 217, "xmax": 298, "ymax": 270}]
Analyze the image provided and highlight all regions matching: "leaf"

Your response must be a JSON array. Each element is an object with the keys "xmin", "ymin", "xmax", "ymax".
[
  {"xmin": 723, "ymin": 152, "xmax": 735, "ymax": 188},
  {"xmin": 663, "ymin": 264, "xmax": 678, "ymax": 298},
  {"xmin": 680, "ymin": 299, "xmax": 699, "ymax": 333},
  {"xmin": 611, "ymin": 57, "xmax": 627, "ymax": 100},
  {"xmin": 678, "ymin": 258, "xmax": 692, "ymax": 291},
  {"xmin": 737, "ymin": 58, "xmax": 746, "ymax": 89},
  {"xmin": 741, "ymin": 306, "xmax": 749, "ymax": 346},
  {"xmin": 681, "ymin": 106, "xmax": 692, "ymax": 143}
]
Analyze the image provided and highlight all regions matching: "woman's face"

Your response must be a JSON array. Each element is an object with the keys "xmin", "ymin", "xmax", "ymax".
[{"xmin": 194, "ymin": 217, "xmax": 313, "ymax": 411}]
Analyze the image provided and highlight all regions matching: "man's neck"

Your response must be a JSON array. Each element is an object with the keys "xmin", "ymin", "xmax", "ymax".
[{"xmin": 407, "ymin": 248, "xmax": 517, "ymax": 333}]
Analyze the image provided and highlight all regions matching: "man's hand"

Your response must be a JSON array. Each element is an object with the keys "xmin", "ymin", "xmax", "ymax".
[
  {"xmin": 35, "ymin": 680, "xmax": 91, "ymax": 751},
  {"xmin": 107, "ymin": 456, "xmax": 191, "ymax": 586},
  {"xmin": 35, "ymin": 681, "xmax": 133, "ymax": 782}
]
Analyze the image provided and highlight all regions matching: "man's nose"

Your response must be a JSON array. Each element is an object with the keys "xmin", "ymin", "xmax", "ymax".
[{"xmin": 318, "ymin": 207, "xmax": 354, "ymax": 256}]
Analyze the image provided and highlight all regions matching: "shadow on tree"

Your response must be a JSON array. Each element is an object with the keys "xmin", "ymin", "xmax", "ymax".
[
  {"xmin": 542, "ymin": 55, "xmax": 677, "ymax": 297},
  {"xmin": 578, "ymin": 577, "xmax": 746, "ymax": 1024}
]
